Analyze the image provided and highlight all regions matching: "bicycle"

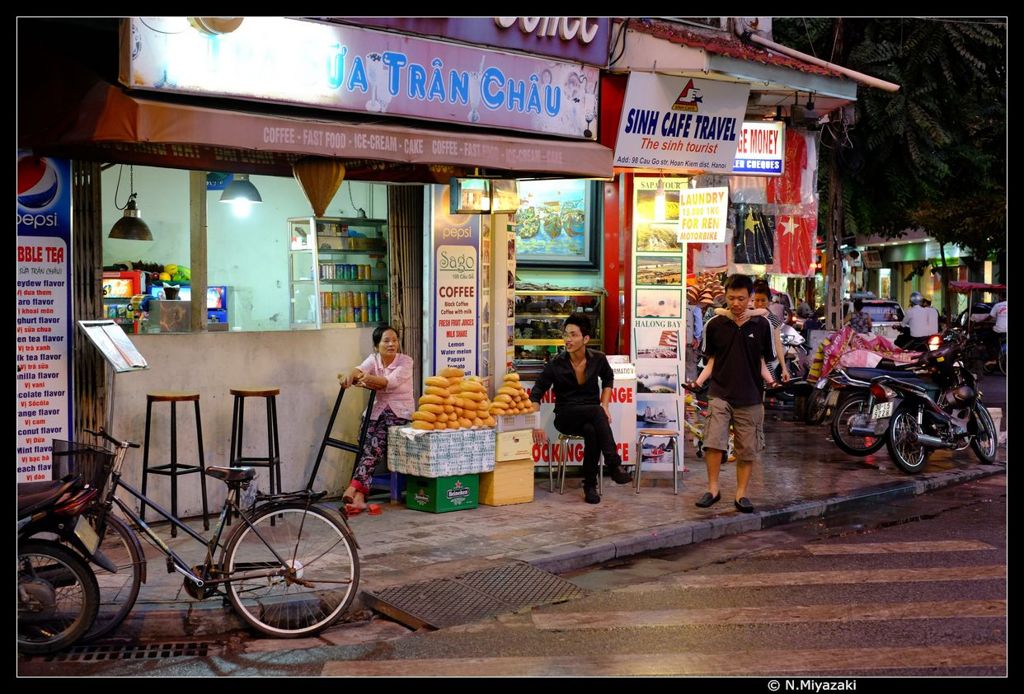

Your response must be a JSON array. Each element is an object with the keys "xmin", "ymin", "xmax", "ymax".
[
  {"xmin": 78, "ymin": 428, "xmax": 360, "ymax": 638},
  {"xmin": 681, "ymin": 389, "xmax": 735, "ymax": 461}
]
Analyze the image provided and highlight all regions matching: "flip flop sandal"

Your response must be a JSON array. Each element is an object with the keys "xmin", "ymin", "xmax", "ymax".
[{"xmin": 344, "ymin": 503, "xmax": 382, "ymax": 517}]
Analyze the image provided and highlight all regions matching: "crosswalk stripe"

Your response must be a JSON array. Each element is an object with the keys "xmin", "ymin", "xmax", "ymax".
[
  {"xmin": 803, "ymin": 540, "xmax": 995, "ymax": 555},
  {"xmin": 321, "ymin": 644, "xmax": 1005, "ymax": 676},
  {"xmin": 616, "ymin": 564, "xmax": 1006, "ymax": 591},
  {"xmin": 529, "ymin": 599, "xmax": 1005, "ymax": 630}
]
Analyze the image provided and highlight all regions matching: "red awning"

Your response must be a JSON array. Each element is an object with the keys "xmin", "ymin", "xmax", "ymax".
[
  {"xmin": 948, "ymin": 281, "xmax": 1006, "ymax": 294},
  {"xmin": 19, "ymin": 66, "xmax": 613, "ymax": 182}
]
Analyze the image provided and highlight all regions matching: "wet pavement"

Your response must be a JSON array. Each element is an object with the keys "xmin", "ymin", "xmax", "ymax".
[{"xmin": 86, "ymin": 398, "xmax": 1007, "ymax": 643}]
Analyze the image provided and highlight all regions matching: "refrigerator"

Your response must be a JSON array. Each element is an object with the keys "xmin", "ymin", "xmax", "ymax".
[{"xmin": 101, "ymin": 270, "xmax": 146, "ymax": 334}]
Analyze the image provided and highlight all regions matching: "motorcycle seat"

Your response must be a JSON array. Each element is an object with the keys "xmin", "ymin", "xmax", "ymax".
[
  {"xmin": 845, "ymin": 367, "xmax": 926, "ymax": 382},
  {"xmin": 17, "ymin": 478, "xmax": 78, "ymax": 517}
]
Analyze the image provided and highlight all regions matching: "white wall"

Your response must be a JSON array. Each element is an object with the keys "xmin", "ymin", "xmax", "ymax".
[{"xmin": 111, "ymin": 328, "xmax": 379, "ymax": 518}]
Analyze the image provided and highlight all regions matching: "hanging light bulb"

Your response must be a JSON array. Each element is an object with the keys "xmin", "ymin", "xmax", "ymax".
[
  {"xmin": 219, "ymin": 173, "xmax": 263, "ymax": 204},
  {"xmin": 109, "ymin": 165, "xmax": 153, "ymax": 241}
]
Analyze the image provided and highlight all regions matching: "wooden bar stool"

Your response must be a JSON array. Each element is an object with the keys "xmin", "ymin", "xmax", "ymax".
[
  {"xmin": 140, "ymin": 391, "xmax": 209, "ymax": 537},
  {"xmin": 555, "ymin": 433, "xmax": 604, "ymax": 495},
  {"xmin": 634, "ymin": 429, "xmax": 682, "ymax": 495},
  {"xmin": 229, "ymin": 387, "xmax": 283, "ymax": 497}
]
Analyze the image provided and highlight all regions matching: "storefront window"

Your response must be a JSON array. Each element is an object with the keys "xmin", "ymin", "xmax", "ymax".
[
  {"xmin": 101, "ymin": 165, "xmax": 190, "ymax": 335},
  {"xmin": 102, "ymin": 165, "xmax": 388, "ymax": 334}
]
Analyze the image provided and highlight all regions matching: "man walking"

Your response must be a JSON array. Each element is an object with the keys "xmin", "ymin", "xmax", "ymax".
[
  {"xmin": 690, "ymin": 274, "xmax": 775, "ymax": 513},
  {"xmin": 530, "ymin": 315, "xmax": 632, "ymax": 504}
]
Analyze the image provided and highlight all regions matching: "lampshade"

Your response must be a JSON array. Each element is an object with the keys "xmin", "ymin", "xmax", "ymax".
[
  {"xmin": 292, "ymin": 158, "xmax": 346, "ymax": 217},
  {"xmin": 220, "ymin": 174, "xmax": 263, "ymax": 203},
  {"xmin": 109, "ymin": 195, "xmax": 153, "ymax": 240}
]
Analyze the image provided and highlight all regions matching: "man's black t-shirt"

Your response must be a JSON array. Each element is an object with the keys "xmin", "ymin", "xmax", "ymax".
[{"xmin": 701, "ymin": 313, "xmax": 775, "ymax": 406}]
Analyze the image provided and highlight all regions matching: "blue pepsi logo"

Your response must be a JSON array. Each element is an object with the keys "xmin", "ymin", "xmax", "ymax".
[{"xmin": 18, "ymin": 156, "xmax": 60, "ymax": 210}]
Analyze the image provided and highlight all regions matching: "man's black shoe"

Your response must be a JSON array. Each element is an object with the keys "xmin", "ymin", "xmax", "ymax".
[
  {"xmin": 583, "ymin": 485, "xmax": 601, "ymax": 504},
  {"xmin": 734, "ymin": 497, "xmax": 754, "ymax": 513},
  {"xmin": 609, "ymin": 467, "xmax": 633, "ymax": 485},
  {"xmin": 695, "ymin": 491, "xmax": 721, "ymax": 508}
]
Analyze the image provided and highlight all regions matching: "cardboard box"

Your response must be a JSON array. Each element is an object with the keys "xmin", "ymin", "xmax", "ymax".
[
  {"xmin": 495, "ymin": 411, "xmax": 542, "ymax": 433},
  {"xmin": 405, "ymin": 474, "xmax": 478, "ymax": 513},
  {"xmin": 388, "ymin": 427, "xmax": 495, "ymax": 478},
  {"xmin": 496, "ymin": 430, "xmax": 533, "ymax": 462},
  {"xmin": 479, "ymin": 458, "xmax": 535, "ymax": 506}
]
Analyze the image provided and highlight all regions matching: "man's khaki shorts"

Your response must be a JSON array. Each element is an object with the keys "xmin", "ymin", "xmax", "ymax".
[{"xmin": 704, "ymin": 399, "xmax": 765, "ymax": 463}]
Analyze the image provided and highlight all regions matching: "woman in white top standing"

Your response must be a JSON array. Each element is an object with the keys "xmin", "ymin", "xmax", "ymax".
[{"xmin": 338, "ymin": 326, "xmax": 415, "ymax": 514}]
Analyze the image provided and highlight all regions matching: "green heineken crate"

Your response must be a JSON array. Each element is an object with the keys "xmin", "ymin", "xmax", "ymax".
[{"xmin": 405, "ymin": 474, "xmax": 479, "ymax": 513}]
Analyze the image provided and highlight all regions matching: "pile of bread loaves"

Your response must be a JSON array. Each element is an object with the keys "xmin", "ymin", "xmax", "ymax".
[
  {"xmin": 487, "ymin": 372, "xmax": 539, "ymax": 417},
  {"xmin": 408, "ymin": 369, "xmax": 538, "ymax": 430},
  {"xmin": 410, "ymin": 367, "xmax": 496, "ymax": 430}
]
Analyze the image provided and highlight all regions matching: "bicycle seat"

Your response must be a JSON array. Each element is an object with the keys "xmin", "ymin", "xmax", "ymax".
[{"xmin": 206, "ymin": 466, "xmax": 256, "ymax": 483}]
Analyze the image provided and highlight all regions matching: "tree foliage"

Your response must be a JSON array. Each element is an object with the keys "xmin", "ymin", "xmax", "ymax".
[{"xmin": 773, "ymin": 18, "xmax": 1006, "ymax": 257}]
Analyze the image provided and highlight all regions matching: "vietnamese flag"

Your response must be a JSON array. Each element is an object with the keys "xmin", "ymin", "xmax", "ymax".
[{"xmin": 775, "ymin": 215, "xmax": 816, "ymax": 275}]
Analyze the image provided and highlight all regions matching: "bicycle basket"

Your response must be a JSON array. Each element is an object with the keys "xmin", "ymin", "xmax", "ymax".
[{"xmin": 50, "ymin": 439, "xmax": 114, "ymax": 495}]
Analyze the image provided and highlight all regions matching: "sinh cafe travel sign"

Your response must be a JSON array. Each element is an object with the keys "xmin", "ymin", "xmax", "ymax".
[{"xmin": 120, "ymin": 17, "xmax": 599, "ymax": 140}]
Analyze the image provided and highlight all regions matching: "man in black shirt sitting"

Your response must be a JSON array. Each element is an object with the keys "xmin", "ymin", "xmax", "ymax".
[
  {"xmin": 530, "ymin": 315, "xmax": 632, "ymax": 504},
  {"xmin": 689, "ymin": 274, "xmax": 775, "ymax": 513}
]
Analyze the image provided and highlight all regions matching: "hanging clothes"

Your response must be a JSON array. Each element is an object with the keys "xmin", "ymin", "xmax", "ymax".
[
  {"xmin": 767, "ymin": 129, "xmax": 809, "ymax": 205},
  {"xmin": 732, "ymin": 204, "xmax": 775, "ymax": 265},
  {"xmin": 774, "ymin": 212, "xmax": 816, "ymax": 276}
]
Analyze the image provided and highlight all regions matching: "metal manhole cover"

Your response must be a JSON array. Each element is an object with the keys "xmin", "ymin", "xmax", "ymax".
[
  {"xmin": 31, "ymin": 641, "xmax": 212, "ymax": 663},
  {"xmin": 363, "ymin": 561, "xmax": 585, "ymax": 630}
]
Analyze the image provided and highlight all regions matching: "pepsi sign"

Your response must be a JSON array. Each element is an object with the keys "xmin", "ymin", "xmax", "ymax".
[{"xmin": 17, "ymin": 153, "xmax": 71, "ymax": 238}]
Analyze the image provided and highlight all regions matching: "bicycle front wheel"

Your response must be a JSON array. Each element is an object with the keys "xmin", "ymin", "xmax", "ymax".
[
  {"xmin": 223, "ymin": 504, "xmax": 359, "ymax": 638},
  {"xmin": 84, "ymin": 513, "xmax": 144, "ymax": 640}
]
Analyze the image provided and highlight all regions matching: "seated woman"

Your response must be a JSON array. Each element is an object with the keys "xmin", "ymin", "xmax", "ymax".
[
  {"xmin": 338, "ymin": 325, "xmax": 414, "ymax": 514},
  {"xmin": 846, "ymin": 298, "xmax": 873, "ymax": 334}
]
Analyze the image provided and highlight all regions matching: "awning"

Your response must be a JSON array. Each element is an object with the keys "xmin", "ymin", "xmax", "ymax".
[
  {"xmin": 19, "ymin": 67, "xmax": 613, "ymax": 183},
  {"xmin": 949, "ymin": 281, "xmax": 1006, "ymax": 294}
]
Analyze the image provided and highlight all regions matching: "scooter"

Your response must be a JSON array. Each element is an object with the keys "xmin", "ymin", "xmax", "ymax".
[
  {"xmin": 18, "ymin": 466, "xmax": 109, "ymax": 653},
  {"xmin": 851, "ymin": 333, "xmax": 999, "ymax": 473}
]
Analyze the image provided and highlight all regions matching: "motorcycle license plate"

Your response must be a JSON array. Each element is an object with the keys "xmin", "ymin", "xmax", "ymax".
[
  {"xmin": 73, "ymin": 515, "xmax": 100, "ymax": 555},
  {"xmin": 825, "ymin": 390, "xmax": 840, "ymax": 407},
  {"xmin": 871, "ymin": 402, "xmax": 894, "ymax": 420}
]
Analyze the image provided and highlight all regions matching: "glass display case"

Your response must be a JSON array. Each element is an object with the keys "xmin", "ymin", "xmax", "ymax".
[
  {"xmin": 513, "ymin": 290, "xmax": 603, "ymax": 361},
  {"xmin": 288, "ymin": 217, "xmax": 389, "ymax": 329}
]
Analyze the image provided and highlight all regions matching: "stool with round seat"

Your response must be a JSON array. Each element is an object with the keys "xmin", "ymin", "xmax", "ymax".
[
  {"xmin": 634, "ymin": 429, "xmax": 682, "ymax": 495},
  {"xmin": 554, "ymin": 432, "xmax": 605, "ymax": 495},
  {"xmin": 140, "ymin": 391, "xmax": 210, "ymax": 537},
  {"xmin": 228, "ymin": 387, "xmax": 283, "ymax": 497}
]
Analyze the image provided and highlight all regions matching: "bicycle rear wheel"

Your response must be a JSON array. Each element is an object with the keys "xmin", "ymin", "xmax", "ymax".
[{"xmin": 223, "ymin": 504, "xmax": 359, "ymax": 637}]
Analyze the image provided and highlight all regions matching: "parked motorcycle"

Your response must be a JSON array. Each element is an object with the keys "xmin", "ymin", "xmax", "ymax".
[
  {"xmin": 823, "ymin": 358, "xmax": 929, "ymax": 456},
  {"xmin": 18, "ymin": 475, "xmax": 104, "ymax": 653},
  {"xmin": 894, "ymin": 326, "xmax": 940, "ymax": 352},
  {"xmin": 17, "ymin": 439, "xmax": 121, "ymax": 653},
  {"xmin": 856, "ymin": 334, "xmax": 999, "ymax": 473},
  {"xmin": 779, "ymin": 323, "xmax": 810, "ymax": 380}
]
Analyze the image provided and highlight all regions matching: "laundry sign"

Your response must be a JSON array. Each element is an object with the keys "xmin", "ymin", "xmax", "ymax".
[
  {"xmin": 614, "ymin": 74, "xmax": 749, "ymax": 172},
  {"xmin": 678, "ymin": 187, "xmax": 729, "ymax": 243}
]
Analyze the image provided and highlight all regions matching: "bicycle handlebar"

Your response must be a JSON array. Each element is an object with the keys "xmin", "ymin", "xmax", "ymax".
[{"xmin": 84, "ymin": 427, "xmax": 140, "ymax": 449}]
